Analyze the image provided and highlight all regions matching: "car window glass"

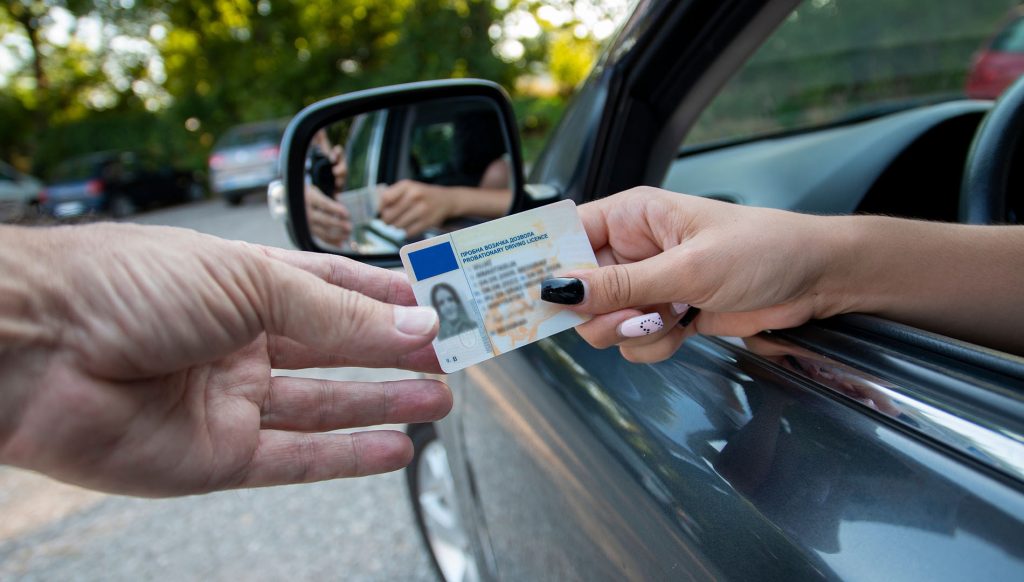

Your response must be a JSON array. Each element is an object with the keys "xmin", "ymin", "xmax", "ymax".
[
  {"xmin": 345, "ymin": 111, "xmax": 385, "ymax": 190},
  {"xmin": 216, "ymin": 126, "xmax": 283, "ymax": 149},
  {"xmin": 682, "ymin": 0, "xmax": 1023, "ymax": 149},
  {"xmin": 410, "ymin": 121, "xmax": 456, "ymax": 182},
  {"xmin": 991, "ymin": 16, "xmax": 1024, "ymax": 51},
  {"xmin": 52, "ymin": 158, "xmax": 94, "ymax": 182}
]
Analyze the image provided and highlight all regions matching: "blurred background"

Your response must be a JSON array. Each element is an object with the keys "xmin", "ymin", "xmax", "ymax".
[
  {"xmin": 4, "ymin": 0, "xmax": 1023, "ymax": 222},
  {"xmin": 0, "ymin": 2, "xmax": 629, "ymax": 580},
  {"xmin": 3, "ymin": 0, "xmax": 1024, "ymax": 579},
  {"xmin": 1, "ymin": 0, "xmax": 630, "ymax": 222}
]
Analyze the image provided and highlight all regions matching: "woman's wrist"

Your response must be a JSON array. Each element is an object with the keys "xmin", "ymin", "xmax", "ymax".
[
  {"xmin": 445, "ymin": 187, "xmax": 470, "ymax": 219},
  {"xmin": 804, "ymin": 214, "xmax": 878, "ymax": 320}
]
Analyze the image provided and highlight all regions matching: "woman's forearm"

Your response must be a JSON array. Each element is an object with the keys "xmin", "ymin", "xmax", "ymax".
[
  {"xmin": 822, "ymin": 216, "xmax": 1024, "ymax": 353},
  {"xmin": 448, "ymin": 188, "xmax": 512, "ymax": 219}
]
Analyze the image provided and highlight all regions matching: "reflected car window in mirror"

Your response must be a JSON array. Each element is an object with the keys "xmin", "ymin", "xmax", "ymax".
[{"xmin": 302, "ymin": 96, "xmax": 514, "ymax": 256}]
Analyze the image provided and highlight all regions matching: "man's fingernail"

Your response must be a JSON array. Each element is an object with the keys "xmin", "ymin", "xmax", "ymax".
[
  {"xmin": 541, "ymin": 278, "xmax": 584, "ymax": 305},
  {"xmin": 618, "ymin": 313, "xmax": 664, "ymax": 338},
  {"xmin": 671, "ymin": 302, "xmax": 690, "ymax": 317},
  {"xmin": 394, "ymin": 306, "xmax": 438, "ymax": 336}
]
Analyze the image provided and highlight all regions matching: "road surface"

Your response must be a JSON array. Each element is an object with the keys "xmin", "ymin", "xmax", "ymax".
[{"xmin": 0, "ymin": 198, "xmax": 439, "ymax": 581}]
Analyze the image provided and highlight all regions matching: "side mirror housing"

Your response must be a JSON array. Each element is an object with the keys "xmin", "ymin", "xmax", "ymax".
[{"xmin": 280, "ymin": 79, "xmax": 527, "ymax": 266}]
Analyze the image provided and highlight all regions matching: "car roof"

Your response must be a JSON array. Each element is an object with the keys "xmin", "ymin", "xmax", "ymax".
[{"xmin": 214, "ymin": 119, "xmax": 289, "ymax": 149}]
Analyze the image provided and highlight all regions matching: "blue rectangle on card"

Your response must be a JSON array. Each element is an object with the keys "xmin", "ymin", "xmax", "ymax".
[{"xmin": 409, "ymin": 242, "xmax": 459, "ymax": 281}]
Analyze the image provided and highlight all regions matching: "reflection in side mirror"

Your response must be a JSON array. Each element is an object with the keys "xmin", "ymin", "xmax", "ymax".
[
  {"xmin": 300, "ymin": 95, "xmax": 515, "ymax": 256},
  {"xmin": 284, "ymin": 80, "xmax": 524, "ymax": 262}
]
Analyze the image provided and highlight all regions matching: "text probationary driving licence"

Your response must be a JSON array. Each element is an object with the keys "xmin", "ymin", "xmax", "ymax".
[{"xmin": 400, "ymin": 200, "xmax": 598, "ymax": 373}]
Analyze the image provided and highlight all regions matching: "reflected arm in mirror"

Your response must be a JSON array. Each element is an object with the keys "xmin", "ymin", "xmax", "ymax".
[{"xmin": 379, "ymin": 157, "xmax": 512, "ymax": 237}]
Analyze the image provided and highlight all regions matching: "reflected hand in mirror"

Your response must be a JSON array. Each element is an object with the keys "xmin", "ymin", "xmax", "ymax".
[
  {"xmin": 301, "ymin": 96, "xmax": 514, "ymax": 254},
  {"xmin": 379, "ymin": 161, "xmax": 511, "ymax": 237},
  {"xmin": 305, "ymin": 183, "xmax": 351, "ymax": 246}
]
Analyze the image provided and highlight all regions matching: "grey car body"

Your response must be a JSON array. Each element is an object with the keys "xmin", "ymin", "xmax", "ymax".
[
  {"xmin": 419, "ymin": 0, "xmax": 1024, "ymax": 579},
  {"xmin": 0, "ymin": 161, "xmax": 41, "ymax": 222}
]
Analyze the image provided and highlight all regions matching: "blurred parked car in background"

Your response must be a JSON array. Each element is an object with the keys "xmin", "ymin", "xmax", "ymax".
[
  {"xmin": 209, "ymin": 119, "xmax": 286, "ymax": 206},
  {"xmin": 40, "ymin": 151, "xmax": 203, "ymax": 219},
  {"xmin": 967, "ymin": 6, "xmax": 1024, "ymax": 98},
  {"xmin": 0, "ymin": 161, "xmax": 42, "ymax": 222}
]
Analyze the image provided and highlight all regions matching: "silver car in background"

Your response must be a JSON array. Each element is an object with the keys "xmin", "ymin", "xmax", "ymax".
[
  {"xmin": 208, "ymin": 119, "xmax": 286, "ymax": 206},
  {"xmin": 0, "ymin": 161, "xmax": 42, "ymax": 222}
]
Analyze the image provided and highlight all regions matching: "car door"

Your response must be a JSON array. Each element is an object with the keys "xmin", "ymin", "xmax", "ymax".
[{"xmin": 453, "ymin": 0, "xmax": 1024, "ymax": 579}]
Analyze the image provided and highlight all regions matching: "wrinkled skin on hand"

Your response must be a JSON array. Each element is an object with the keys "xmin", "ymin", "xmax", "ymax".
[{"xmin": 0, "ymin": 224, "xmax": 449, "ymax": 497}]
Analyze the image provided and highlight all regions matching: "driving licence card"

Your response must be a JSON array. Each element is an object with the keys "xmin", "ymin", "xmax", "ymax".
[
  {"xmin": 400, "ymin": 199, "xmax": 597, "ymax": 373},
  {"xmin": 338, "ymin": 184, "xmax": 381, "ymax": 230}
]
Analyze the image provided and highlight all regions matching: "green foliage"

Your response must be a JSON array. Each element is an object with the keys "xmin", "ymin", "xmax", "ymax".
[
  {"xmin": 1, "ymin": 0, "xmax": 621, "ymax": 178},
  {"xmin": 2, "ymin": 0, "xmax": 532, "ymax": 177},
  {"xmin": 512, "ymin": 95, "xmax": 567, "ymax": 163}
]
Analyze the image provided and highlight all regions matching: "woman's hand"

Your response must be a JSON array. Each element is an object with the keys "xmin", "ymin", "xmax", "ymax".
[
  {"xmin": 379, "ymin": 180, "xmax": 456, "ymax": 237},
  {"xmin": 0, "ymin": 224, "xmax": 449, "ymax": 497},
  {"xmin": 546, "ymin": 186, "xmax": 1024, "ymax": 362},
  {"xmin": 546, "ymin": 187, "xmax": 842, "ymax": 363}
]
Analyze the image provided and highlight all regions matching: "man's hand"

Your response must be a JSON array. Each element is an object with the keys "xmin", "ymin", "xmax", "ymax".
[
  {"xmin": 327, "ymin": 144, "xmax": 348, "ymax": 191},
  {"xmin": 0, "ymin": 223, "xmax": 449, "ymax": 497},
  {"xmin": 306, "ymin": 183, "xmax": 352, "ymax": 245}
]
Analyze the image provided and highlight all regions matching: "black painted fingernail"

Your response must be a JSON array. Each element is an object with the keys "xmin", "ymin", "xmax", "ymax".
[
  {"xmin": 678, "ymin": 307, "xmax": 701, "ymax": 327},
  {"xmin": 541, "ymin": 278, "xmax": 584, "ymax": 305}
]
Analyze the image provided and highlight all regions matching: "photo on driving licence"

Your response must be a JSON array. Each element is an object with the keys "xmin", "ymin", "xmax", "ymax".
[{"xmin": 430, "ymin": 281, "xmax": 479, "ymax": 341}]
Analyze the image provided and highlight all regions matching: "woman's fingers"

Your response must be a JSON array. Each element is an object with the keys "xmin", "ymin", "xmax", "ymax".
[
  {"xmin": 261, "ymin": 377, "xmax": 451, "ymax": 431},
  {"xmin": 546, "ymin": 250, "xmax": 696, "ymax": 316},
  {"xmin": 379, "ymin": 184, "xmax": 413, "ymax": 224},
  {"xmin": 575, "ymin": 309, "xmax": 645, "ymax": 348},
  {"xmin": 238, "ymin": 430, "xmax": 413, "ymax": 487},
  {"xmin": 620, "ymin": 325, "xmax": 692, "ymax": 363},
  {"xmin": 575, "ymin": 303, "xmax": 692, "ymax": 349},
  {"xmin": 385, "ymin": 198, "xmax": 425, "ymax": 231}
]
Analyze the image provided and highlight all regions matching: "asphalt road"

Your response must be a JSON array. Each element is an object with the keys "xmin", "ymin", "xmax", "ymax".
[{"xmin": 0, "ymin": 197, "xmax": 439, "ymax": 582}]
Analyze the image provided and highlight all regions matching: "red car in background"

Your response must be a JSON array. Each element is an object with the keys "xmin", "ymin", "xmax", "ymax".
[{"xmin": 967, "ymin": 7, "xmax": 1024, "ymax": 99}]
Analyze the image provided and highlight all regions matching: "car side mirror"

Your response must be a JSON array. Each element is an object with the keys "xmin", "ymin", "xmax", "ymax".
[{"xmin": 279, "ymin": 79, "xmax": 529, "ymax": 266}]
